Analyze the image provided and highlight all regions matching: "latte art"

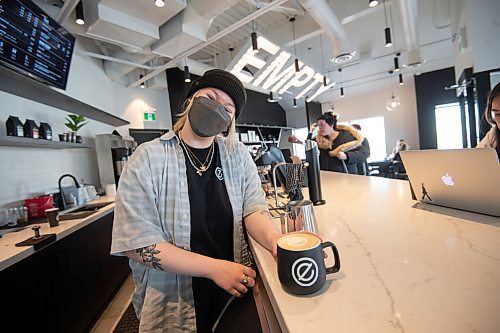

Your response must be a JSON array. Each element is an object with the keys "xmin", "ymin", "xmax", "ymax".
[{"xmin": 278, "ymin": 233, "xmax": 320, "ymax": 251}]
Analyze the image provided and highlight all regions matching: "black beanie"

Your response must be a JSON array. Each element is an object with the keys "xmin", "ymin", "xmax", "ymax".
[{"xmin": 186, "ymin": 69, "xmax": 247, "ymax": 119}]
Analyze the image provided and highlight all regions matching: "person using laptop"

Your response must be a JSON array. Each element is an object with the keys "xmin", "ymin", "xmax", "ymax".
[{"xmin": 477, "ymin": 82, "xmax": 500, "ymax": 159}]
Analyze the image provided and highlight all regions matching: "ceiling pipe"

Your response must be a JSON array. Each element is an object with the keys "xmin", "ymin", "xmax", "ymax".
[
  {"xmin": 55, "ymin": 0, "xmax": 79, "ymax": 24},
  {"xmin": 106, "ymin": 0, "xmax": 241, "ymax": 81},
  {"xmin": 398, "ymin": 0, "xmax": 422, "ymax": 66},
  {"xmin": 296, "ymin": 0, "xmax": 354, "ymax": 64},
  {"xmin": 130, "ymin": 0, "xmax": 288, "ymax": 88}
]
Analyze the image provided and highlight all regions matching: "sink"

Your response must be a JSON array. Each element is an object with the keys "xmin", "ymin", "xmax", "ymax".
[{"xmin": 59, "ymin": 201, "xmax": 113, "ymax": 220}]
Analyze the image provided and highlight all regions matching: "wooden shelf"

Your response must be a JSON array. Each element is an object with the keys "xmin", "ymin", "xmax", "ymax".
[
  {"xmin": 0, "ymin": 136, "xmax": 93, "ymax": 149},
  {"xmin": 0, "ymin": 67, "xmax": 129, "ymax": 127}
]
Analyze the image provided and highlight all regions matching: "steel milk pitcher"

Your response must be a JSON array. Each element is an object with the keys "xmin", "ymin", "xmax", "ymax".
[{"xmin": 280, "ymin": 200, "xmax": 318, "ymax": 234}]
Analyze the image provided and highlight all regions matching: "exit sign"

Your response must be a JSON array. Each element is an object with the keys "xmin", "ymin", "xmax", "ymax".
[{"xmin": 144, "ymin": 112, "xmax": 156, "ymax": 121}]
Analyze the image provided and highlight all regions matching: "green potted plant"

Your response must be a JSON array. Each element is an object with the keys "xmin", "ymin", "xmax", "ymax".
[{"xmin": 65, "ymin": 114, "xmax": 88, "ymax": 143}]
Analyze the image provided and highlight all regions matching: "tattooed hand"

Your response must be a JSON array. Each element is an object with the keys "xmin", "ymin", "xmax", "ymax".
[{"xmin": 136, "ymin": 245, "xmax": 164, "ymax": 270}]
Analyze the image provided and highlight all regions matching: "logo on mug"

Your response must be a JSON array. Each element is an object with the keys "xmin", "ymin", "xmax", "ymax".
[{"xmin": 291, "ymin": 257, "xmax": 319, "ymax": 287}]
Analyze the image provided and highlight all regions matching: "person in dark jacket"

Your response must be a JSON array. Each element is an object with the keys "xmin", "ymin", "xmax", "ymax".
[
  {"xmin": 309, "ymin": 112, "xmax": 368, "ymax": 173},
  {"xmin": 351, "ymin": 124, "xmax": 371, "ymax": 175}
]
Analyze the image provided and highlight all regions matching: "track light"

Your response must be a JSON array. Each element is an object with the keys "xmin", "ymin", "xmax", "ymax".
[
  {"xmin": 184, "ymin": 66, "xmax": 191, "ymax": 83},
  {"xmin": 369, "ymin": 0, "xmax": 379, "ymax": 7},
  {"xmin": 267, "ymin": 91, "xmax": 282, "ymax": 103},
  {"xmin": 399, "ymin": 73, "xmax": 404, "ymax": 85},
  {"xmin": 394, "ymin": 57, "xmax": 400, "ymax": 72},
  {"xmin": 323, "ymin": 75, "xmax": 327, "ymax": 86},
  {"xmin": 139, "ymin": 74, "xmax": 145, "ymax": 88},
  {"xmin": 293, "ymin": 98, "xmax": 297, "ymax": 108},
  {"xmin": 75, "ymin": 1, "xmax": 85, "ymax": 25},
  {"xmin": 155, "ymin": 0, "xmax": 165, "ymax": 7},
  {"xmin": 340, "ymin": 87, "xmax": 344, "ymax": 97}
]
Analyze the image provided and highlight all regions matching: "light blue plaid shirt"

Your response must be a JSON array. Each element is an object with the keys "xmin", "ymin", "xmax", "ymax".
[{"xmin": 111, "ymin": 131, "xmax": 268, "ymax": 332}]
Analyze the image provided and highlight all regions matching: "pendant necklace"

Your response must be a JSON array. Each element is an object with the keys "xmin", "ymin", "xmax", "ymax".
[{"xmin": 178, "ymin": 134, "xmax": 215, "ymax": 176}]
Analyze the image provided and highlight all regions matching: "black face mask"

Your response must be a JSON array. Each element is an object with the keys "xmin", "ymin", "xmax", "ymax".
[{"xmin": 188, "ymin": 96, "xmax": 232, "ymax": 137}]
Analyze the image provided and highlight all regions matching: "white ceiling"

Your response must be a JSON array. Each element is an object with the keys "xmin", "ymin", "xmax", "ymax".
[{"xmin": 49, "ymin": 0, "xmax": 456, "ymax": 110}]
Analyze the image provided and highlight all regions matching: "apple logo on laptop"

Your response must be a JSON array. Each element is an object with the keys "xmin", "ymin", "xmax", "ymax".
[{"xmin": 441, "ymin": 173, "xmax": 455, "ymax": 186}]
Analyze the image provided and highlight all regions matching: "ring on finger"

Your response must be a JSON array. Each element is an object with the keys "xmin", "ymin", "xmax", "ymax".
[{"xmin": 242, "ymin": 275, "xmax": 249, "ymax": 285}]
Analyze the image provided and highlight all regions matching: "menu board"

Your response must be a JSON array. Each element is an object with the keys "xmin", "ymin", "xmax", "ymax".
[{"xmin": 0, "ymin": 0, "xmax": 75, "ymax": 90}]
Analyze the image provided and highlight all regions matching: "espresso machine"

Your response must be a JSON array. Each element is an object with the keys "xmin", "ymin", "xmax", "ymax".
[{"xmin": 95, "ymin": 134, "xmax": 136, "ymax": 189}]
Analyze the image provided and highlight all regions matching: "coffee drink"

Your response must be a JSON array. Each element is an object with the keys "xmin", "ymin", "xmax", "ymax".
[
  {"xmin": 277, "ymin": 232, "xmax": 340, "ymax": 295},
  {"xmin": 277, "ymin": 233, "xmax": 320, "ymax": 251}
]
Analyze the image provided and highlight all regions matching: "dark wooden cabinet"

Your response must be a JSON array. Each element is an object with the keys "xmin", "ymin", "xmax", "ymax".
[{"xmin": 0, "ymin": 211, "xmax": 130, "ymax": 333}]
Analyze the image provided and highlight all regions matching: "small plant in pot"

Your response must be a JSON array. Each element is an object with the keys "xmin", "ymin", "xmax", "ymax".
[{"xmin": 65, "ymin": 114, "xmax": 88, "ymax": 143}]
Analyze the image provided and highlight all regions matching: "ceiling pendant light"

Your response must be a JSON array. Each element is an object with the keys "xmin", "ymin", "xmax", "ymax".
[
  {"xmin": 399, "ymin": 73, "xmax": 404, "ymax": 85},
  {"xmin": 338, "ymin": 68, "xmax": 344, "ymax": 97},
  {"xmin": 293, "ymin": 98, "xmax": 298, "ymax": 108},
  {"xmin": 184, "ymin": 65, "xmax": 191, "ymax": 83},
  {"xmin": 251, "ymin": 32, "xmax": 258, "ymax": 51},
  {"xmin": 267, "ymin": 91, "xmax": 282, "ymax": 103},
  {"xmin": 290, "ymin": 17, "xmax": 300, "ymax": 73},
  {"xmin": 369, "ymin": 0, "xmax": 379, "ymax": 7},
  {"xmin": 155, "ymin": 0, "xmax": 165, "ymax": 8},
  {"xmin": 75, "ymin": 1, "xmax": 85, "ymax": 25},
  {"xmin": 139, "ymin": 74, "xmax": 145, "ymax": 89},
  {"xmin": 386, "ymin": 94, "xmax": 401, "ymax": 111},
  {"xmin": 383, "ymin": 1, "xmax": 392, "ymax": 47},
  {"xmin": 320, "ymin": 34, "xmax": 327, "ymax": 86},
  {"xmin": 394, "ymin": 56, "xmax": 400, "ymax": 72},
  {"xmin": 386, "ymin": 71, "xmax": 400, "ymax": 110},
  {"xmin": 251, "ymin": 12, "xmax": 258, "ymax": 52}
]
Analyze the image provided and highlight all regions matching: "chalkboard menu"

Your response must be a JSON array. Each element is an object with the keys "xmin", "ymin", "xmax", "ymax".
[{"xmin": 0, "ymin": 0, "xmax": 75, "ymax": 90}]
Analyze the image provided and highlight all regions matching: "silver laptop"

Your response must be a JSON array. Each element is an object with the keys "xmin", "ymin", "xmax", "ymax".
[{"xmin": 400, "ymin": 148, "xmax": 500, "ymax": 217}]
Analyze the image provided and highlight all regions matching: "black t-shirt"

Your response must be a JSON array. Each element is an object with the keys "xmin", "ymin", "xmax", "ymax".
[{"xmin": 181, "ymin": 140, "xmax": 234, "ymax": 333}]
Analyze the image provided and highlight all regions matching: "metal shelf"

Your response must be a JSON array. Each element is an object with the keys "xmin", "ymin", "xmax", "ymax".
[
  {"xmin": 0, "ymin": 136, "xmax": 93, "ymax": 149},
  {"xmin": 0, "ymin": 66, "xmax": 129, "ymax": 127}
]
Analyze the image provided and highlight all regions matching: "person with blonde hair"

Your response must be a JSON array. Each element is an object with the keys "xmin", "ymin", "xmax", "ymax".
[{"xmin": 111, "ymin": 69, "xmax": 282, "ymax": 332}]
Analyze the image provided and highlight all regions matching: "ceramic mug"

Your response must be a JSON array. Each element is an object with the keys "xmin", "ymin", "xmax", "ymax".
[{"xmin": 277, "ymin": 232, "xmax": 340, "ymax": 295}]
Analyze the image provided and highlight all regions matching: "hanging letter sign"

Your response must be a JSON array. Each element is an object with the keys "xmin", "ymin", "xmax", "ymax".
[{"xmin": 227, "ymin": 35, "xmax": 335, "ymax": 102}]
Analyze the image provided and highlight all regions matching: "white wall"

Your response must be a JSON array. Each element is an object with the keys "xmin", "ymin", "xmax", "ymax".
[
  {"xmin": 319, "ymin": 79, "xmax": 420, "ymax": 157},
  {"xmin": 452, "ymin": 0, "xmax": 500, "ymax": 79},
  {"xmin": 0, "ymin": 40, "xmax": 172, "ymax": 211}
]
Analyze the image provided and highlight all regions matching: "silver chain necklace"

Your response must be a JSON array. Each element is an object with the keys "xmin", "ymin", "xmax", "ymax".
[{"xmin": 178, "ymin": 134, "xmax": 215, "ymax": 176}]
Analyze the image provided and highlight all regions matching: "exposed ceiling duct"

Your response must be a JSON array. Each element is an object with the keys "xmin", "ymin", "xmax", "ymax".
[
  {"xmin": 398, "ymin": 0, "xmax": 422, "ymax": 67},
  {"xmin": 297, "ymin": 0, "xmax": 355, "ymax": 64},
  {"xmin": 151, "ymin": 0, "xmax": 242, "ymax": 58}
]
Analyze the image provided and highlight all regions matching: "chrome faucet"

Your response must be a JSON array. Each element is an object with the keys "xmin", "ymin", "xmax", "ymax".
[{"xmin": 58, "ymin": 174, "xmax": 80, "ymax": 210}]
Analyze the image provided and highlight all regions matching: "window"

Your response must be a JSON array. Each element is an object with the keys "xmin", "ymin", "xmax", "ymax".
[
  {"xmin": 435, "ymin": 103, "xmax": 463, "ymax": 149},
  {"xmin": 341, "ymin": 116, "xmax": 387, "ymax": 162}
]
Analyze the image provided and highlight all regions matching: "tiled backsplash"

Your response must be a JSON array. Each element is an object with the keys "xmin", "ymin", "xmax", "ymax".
[{"xmin": 0, "ymin": 146, "xmax": 100, "ymax": 211}]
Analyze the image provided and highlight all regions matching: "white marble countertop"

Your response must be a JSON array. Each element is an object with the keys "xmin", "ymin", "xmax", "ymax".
[
  {"xmin": 0, "ymin": 196, "xmax": 115, "ymax": 271},
  {"xmin": 250, "ymin": 172, "xmax": 500, "ymax": 333}
]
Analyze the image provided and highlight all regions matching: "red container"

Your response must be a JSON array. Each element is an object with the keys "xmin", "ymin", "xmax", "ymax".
[{"xmin": 24, "ymin": 195, "xmax": 54, "ymax": 219}]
